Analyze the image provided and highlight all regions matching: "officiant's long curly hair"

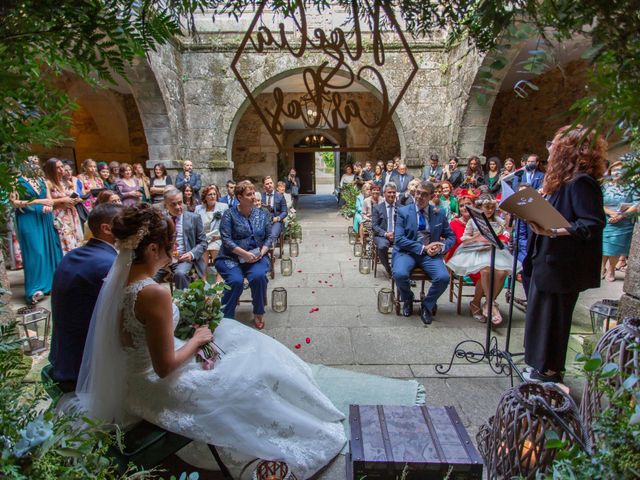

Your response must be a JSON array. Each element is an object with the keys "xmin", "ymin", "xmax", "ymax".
[
  {"xmin": 112, "ymin": 203, "xmax": 175, "ymax": 263},
  {"xmin": 543, "ymin": 125, "xmax": 607, "ymax": 195}
]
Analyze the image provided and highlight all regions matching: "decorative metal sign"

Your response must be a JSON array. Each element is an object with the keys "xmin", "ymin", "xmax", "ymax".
[{"xmin": 231, "ymin": 0, "xmax": 418, "ymax": 152}]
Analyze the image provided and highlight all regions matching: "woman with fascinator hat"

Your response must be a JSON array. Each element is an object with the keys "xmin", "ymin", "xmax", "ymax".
[{"xmin": 75, "ymin": 203, "xmax": 346, "ymax": 479}]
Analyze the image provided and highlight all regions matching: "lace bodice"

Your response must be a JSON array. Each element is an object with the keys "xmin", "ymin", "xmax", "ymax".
[{"xmin": 121, "ymin": 278, "xmax": 178, "ymax": 371}]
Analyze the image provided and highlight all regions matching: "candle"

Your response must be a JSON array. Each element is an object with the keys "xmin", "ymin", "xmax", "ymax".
[{"xmin": 521, "ymin": 438, "xmax": 537, "ymax": 467}]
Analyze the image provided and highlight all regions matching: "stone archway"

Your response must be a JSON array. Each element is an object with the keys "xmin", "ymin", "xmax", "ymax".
[{"xmin": 227, "ymin": 67, "xmax": 405, "ymax": 184}]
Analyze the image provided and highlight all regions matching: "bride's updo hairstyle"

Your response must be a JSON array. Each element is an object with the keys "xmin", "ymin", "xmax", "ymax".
[{"xmin": 112, "ymin": 203, "xmax": 175, "ymax": 262}]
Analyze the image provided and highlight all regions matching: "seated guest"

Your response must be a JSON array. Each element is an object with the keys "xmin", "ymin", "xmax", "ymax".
[
  {"xmin": 372, "ymin": 182, "xmax": 398, "ymax": 276},
  {"xmin": 393, "ymin": 181, "xmax": 456, "ymax": 325},
  {"xmin": 399, "ymin": 178, "xmax": 420, "ymax": 206},
  {"xmin": 446, "ymin": 193, "xmax": 515, "ymax": 325},
  {"xmin": 277, "ymin": 180, "xmax": 293, "ymax": 210},
  {"xmin": 49, "ymin": 203, "xmax": 123, "ymax": 386},
  {"xmin": 353, "ymin": 182, "xmax": 371, "ymax": 239},
  {"xmin": 219, "ymin": 180, "xmax": 238, "ymax": 207},
  {"xmin": 183, "ymin": 184, "xmax": 199, "ymax": 212},
  {"xmin": 215, "ymin": 180, "xmax": 275, "ymax": 328},
  {"xmin": 261, "ymin": 176, "xmax": 288, "ymax": 238},
  {"xmin": 194, "ymin": 184, "xmax": 228, "ymax": 270},
  {"xmin": 439, "ymin": 180, "xmax": 458, "ymax": 220},
  {"xmin": 360, "ymin": 183, "xmax": 383, "ymax": 243},
  {"xmin": 461, "ymin": 156, "xmax": 485, "ymax": 188},
  {"xmin": 391, "ymin": 163, "xmax": 414, "ymax": 194},
  {"xmin": 83, "ymin": 189, "xmax": 121, "ymax": 241},
  {"xmin": 153, "ymin": 187, "xmax": 208, "ymax": 289}
]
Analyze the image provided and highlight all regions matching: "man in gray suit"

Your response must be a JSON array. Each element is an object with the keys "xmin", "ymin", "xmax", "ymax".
[
  {"xmin": 154, "ymin": 187, "xmax": 208, "ymax": 289},
  {"xmin": 421, "ymin": 154, "xmax": 444, "ymax": 182}
]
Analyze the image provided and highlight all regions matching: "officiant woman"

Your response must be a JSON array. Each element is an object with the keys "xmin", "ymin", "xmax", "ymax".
[
  {"xmin": 523, "ymin": 125, "xmax": 606, "ymax": 383},
  {"xmin": 215, "ymin": 180, "xmax": 276, "ymax": 329}
]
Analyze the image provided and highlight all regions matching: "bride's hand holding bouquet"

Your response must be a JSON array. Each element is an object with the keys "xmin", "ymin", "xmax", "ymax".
[{"xmin": 173, "ymin": 274, "xmax": 230, "ymax": 369}]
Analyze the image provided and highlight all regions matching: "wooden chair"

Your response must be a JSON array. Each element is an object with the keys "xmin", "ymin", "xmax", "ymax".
[
  {"xmin": 448, "ymin": 271, "xmax": 476, "ymax": 315},
  {"xmin": 372, "ymin": 247, "xmax": 392, "ymax": 278},
  {"xmin": 276, "ymin": 232, "xmax": 286, "ymax": 258},
  {"xmin": 40, "ymin": 365, "xmax": 232, "ymax": 478},
  {"xmin": 390, "ymin": 268, "xmax": 432, "ymax": 316}
]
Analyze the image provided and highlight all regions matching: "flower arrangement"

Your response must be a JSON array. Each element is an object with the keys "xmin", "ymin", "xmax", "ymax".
[{"xmin": 173, "ymin": 275, "xmax": 229, "ymax": 369}]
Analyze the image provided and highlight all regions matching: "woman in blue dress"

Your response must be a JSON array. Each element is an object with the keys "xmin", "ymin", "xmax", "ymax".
[
  {"xmin": 10, "ymin": 156, "xmax": 63, "ymax": 304},
  {"xmin": 601, "ymin": 161, "xmax": 639, "ymax": 281},
  {"xmin": 214, "ymin": 180, "xmax": 276, "ymax": 329}
]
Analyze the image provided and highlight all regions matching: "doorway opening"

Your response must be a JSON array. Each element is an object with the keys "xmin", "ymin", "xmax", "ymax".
[{"xmin": 293, "ymin": 137, "xmax": 338, "ymax": 195}]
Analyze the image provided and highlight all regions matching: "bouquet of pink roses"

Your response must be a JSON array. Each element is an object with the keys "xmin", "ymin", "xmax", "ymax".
[{"xmin": 173, "ymin": 274, "xmax": 229, "ymax": 369}]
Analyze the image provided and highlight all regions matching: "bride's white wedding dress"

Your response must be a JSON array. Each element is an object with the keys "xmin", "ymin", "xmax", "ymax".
[{"xmin": 121, "ymin": 278, "xmax": 346, "ymax": 479}]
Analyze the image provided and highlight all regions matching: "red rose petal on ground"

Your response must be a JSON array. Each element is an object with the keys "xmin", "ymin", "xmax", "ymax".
[
  {"xmin": 309, "ymin": 307, "xmax": 319, "ymax": 313},
  {"xmin": 324, "ymin": 280, "xmax": 328, "ymax": 283},
  {"xmin": 294, "ymin": 344, "xmax": 301, "ymax": 349},
  {"xmin": 297, "ymin": 269, "xmax": 303, "ymax": 273},
  {"xmin": 311, "ymin": 290, "xmax": 315, "ymax": 294},
  {"xmin": 305, "ymin": 337, "xmax": 311, "ymax": 344}
]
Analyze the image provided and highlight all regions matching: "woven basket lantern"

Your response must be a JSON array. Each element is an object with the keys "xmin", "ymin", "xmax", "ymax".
[
  {"xmin": 253, "ymin": 460, "xmax": 297, "ymax": 480},
  {"xmin": 580, "ymin": 316, "xmax": 640, "ymax": 442},
  {"xmin": 478, "ymin": 382, "xmax": 585, "ymax": 480}
]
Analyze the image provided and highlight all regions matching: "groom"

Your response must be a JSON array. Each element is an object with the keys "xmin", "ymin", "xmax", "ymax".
[
  {"xmin": 392, "ymin": 181, "xmax": 456, "ymax": 325},
  {"xmin": 49, "ymin": 203, "xmax": 123, "ymax": 387}
]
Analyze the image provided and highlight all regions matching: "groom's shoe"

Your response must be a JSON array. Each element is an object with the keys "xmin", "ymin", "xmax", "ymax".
[
  {"xmin": 420, "ymin": 307, "xmax": 433, "ymax": 325},
  {"xmin": 402, "ymin": 295, "xmax": 414, "ymax": 317}
]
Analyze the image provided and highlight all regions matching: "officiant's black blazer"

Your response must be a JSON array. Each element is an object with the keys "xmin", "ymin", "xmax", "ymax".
[{"xmin": 523, "ymin": 174, "xmax": 605, "ymax": 293}]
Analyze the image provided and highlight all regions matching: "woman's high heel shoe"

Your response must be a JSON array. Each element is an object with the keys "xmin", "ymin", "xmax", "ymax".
[
  {"xmin": 491, "ymin": 302, "xmax": 503, "ymax": 326},
  {"xmin": 253, "ymin": 316, "xmax": 265, "ymax": 330},
  {"xmin": 470, "ymin": 301, "xmax": 485, "ymax": 323}
]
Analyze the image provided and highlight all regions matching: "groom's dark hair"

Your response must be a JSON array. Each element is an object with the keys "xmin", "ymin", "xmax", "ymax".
[{"xmin": 88, "ymin": 203, "xmax": 123, "ymax": 237}]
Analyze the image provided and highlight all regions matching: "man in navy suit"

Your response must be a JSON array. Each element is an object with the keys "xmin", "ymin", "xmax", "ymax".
[
  {"xmin": 391, "ymin": 163, "xmax": 414, "ymax": 194},
  {"xmin": 49, "ymin": 203, "xmax": 123, "ymax": 387},
  {"xmin": 219, "ymin": 180, "xmax": 238, "ymax": 207},
  {"xmin": 372, "ymin": 182, "xmax": 398, "ymax": 276},
  {"xmin": 514, "ymin": 153, "xmax": 545, "ymax": 190},
  {"xmin": 393, "ymin": 181, "xmax": 456, "ymax": 324},
  {"xmin": 175, "ymin": 160, "xmax": 202, "ymax": 201},
  {"xmin": 261, "ymin": 176, "xmax": 288, "ymax": 238}
]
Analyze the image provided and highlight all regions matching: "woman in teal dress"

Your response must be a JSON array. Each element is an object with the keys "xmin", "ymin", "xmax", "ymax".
[
  {"xmin": 352, "ymin": 182, "xmax": 371, "ymax": 235},
  {"xmin": 10, "ymin": 157, "xmax": 63, "ymax": 304},
  {"xmin": 601, "ymin": 161, "xmax": 639, "ymax": 282}
]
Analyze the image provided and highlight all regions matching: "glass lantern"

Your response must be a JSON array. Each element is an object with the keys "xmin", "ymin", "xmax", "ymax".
[
  {"xmin": 348, "ymin": 228, "xmax": 357, "ymax": 245},
  {"xmin": 280, "ymin": 256, "xmax": 293, "ymax": 276},
  {"xmin": 353, "ymin": 242, "xmax": 363, "ymax": 257},
  {"xmin": 589, "ymin": 299, "xmax": 619, "ymax": 333},
  {"xmin": 289, "ymin": 240, "xmax": 299, "ymax": 257},
  {"xmin": 359, "ymin": 256, "xmax": 371, "ymax": 274},
  {"xmin": 17, "ymin": 306, "xmax": 51, "ymax": 355},
  {"xmin": 295, "ymin": 228, "xmax": 302, "ymax": 243},
  {"xmin": 377, "ymin": 288, "xmax": 393, "ymax": 314},
  {"xmin": 271, "ymin": 287, "xmax": 287, "ymax": 313}
]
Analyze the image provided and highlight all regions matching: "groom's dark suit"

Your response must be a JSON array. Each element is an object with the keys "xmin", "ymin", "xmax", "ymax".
[{"xmin": 49, "ymin": 239, "xmax": 117, "ymax": 384}]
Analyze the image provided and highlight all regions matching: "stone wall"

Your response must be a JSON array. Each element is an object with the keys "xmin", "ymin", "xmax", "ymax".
[{"xmin": 483, "ymin": 60, "xmax": 589, "ymax": 160}]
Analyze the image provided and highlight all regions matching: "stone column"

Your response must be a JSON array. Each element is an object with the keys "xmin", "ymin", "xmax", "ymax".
[{"xmin": 618, "ymin": 223, "xmax": 640, "ymax": 319}]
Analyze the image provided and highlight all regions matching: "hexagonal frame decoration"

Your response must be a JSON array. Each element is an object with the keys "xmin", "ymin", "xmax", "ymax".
[{"xmin": 231, "ymin": 0, "xmax": 418, "ymax": 152}]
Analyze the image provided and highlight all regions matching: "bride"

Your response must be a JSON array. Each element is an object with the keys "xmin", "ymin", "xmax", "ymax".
[{"xmin": 75, "ymin": 203, "xmax": 346, "ymax": 479}]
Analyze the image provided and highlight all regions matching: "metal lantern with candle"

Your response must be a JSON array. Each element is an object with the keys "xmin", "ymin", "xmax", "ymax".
[
  {"xmin": 353, "ymin": 242, "xmax": 363, "ymax": 257},
  {"xmin": 581, "ymin": 316, "xmax": 640, "ymax": 442},
  {"xmin": 17, "ymin": 306, "xmax": 51, "ymax": 355},
  {"xmin": 477, "ymin": 382, "xmax": 586, "ymax": 480},
  {"xmin": 289, "ymin": 240, "xmax": 299, "ymax": 257},
  {"xmin": 377, "ymin": 288, "xmax": 393, "ymax": 314},
  {"xmin": 348, "ymin": 228, "xmax": 357, "ymax": 245},
  {"xmin": 253, "ymin": 460, "xmax": 297, "ymax": 480},
  {"xmin": 359, "ymin": 256, "xmax": 371, "ymax": 274},
  {"xmin": 280, "ymin": 256, "xmax": 293, "ymax": 276},
  {"xmin": 271, "ymin": 287, "xmax": 287, "ymax": 313},
  {"xmin": 588, "ymin": 299, "xmax": 619, "ymax": 333}
]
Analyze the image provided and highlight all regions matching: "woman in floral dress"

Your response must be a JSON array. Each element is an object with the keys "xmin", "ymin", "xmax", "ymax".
[
  {"xmin": 78, "ymin": 158, "xmax": 104, "ymax": 211},
  {"xmin": 43, "ymin": 158, "xmax": 84, "ymax": 253}
]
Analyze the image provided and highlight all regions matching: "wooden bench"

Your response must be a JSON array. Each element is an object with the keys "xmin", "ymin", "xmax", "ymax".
[{"xmin": 41, "ymin": 364, "xmax": 232, "ymax": 477}]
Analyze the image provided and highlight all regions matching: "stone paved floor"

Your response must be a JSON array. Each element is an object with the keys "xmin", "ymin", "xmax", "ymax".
[{"xmin": 7, "ymin": 193, "xmax": 626, "ymax": 479}]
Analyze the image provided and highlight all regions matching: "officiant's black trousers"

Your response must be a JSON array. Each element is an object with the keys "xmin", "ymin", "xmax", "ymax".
[{"xmin": 524, "ymin": 281, "xmax": 579, "ymax": 374}]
